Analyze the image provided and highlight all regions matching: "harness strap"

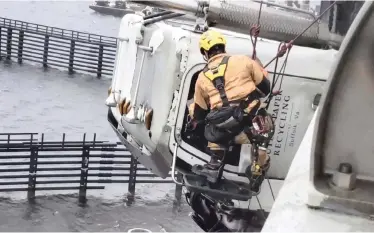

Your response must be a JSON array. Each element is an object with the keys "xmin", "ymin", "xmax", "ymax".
[
  {"xmin": 203, "ymin": 56, "xmax": 262, "ymax": 110},
  {"xmin": 203, "ymin": 56, "xmax": 231, "ymax": 107}
]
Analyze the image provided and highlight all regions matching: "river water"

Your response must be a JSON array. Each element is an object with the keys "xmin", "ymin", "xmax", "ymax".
[{"xmin": 0, "ymin": 1, "xmax": 201, "ymax": 231}]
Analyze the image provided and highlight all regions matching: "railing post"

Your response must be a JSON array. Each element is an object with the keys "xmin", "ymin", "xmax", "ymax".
[
  {"xmin": 42, "ymin": 35, "xmax": 49, "ymax": 68},
  {"xmin": 97, "ymin": 45, "xmax": 104, "ymax": 79},
  {"xmin": 128, "ymin": 156, "xmax": 138, "ymax": 196},
  {"xmin": 6, "ymin": 28, "xmax": 12, "ymax": 60},
  {"xmin": 68, "ymin": 40, "xmax": 75, "ymax": 74},
  {"xmin": 79, "ymin": 145, "xmax": 90, "ymax": 203},
  {"xmin": 6, "ymin": 134, "xmax": 10, "ymax": 151},
  {"xmin": 27, "ymin": 145, "xmax": 38, "ymax": 201},
  {"xmin": 17, "ymin": 30, "xmax": 24, "ymax": 64}
]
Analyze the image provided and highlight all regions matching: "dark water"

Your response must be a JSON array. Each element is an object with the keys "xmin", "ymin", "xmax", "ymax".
[
  {"xmin": 0, "ymin": 1, "xmax": 200, "ymax": 231},
  {"xmin": 0, "ymin": 195, "xmax": 195, "ymax": 232},
  {"xmin": 0, "ymin": 61, "xmax": 115, "ymax": 139}
]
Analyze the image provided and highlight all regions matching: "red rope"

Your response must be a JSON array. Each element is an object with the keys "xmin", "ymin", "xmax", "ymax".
[
  {"xmin": 263, "ymin": 1, "xmax": 337, "ymax": 68},
  {"xmin": 277, "ymin": 41, "xmax": 293, "ymax": 58},
  {"xmin": 251, "ymin": 0, "xmax": 263, "ymax": 60},
  {"xmin": 263, "ymin": 40, "xmax": 293, "ymax": 68},
  {"xmin": 250, "ymin": 25, "xmax": 261, "ymax": 60}
]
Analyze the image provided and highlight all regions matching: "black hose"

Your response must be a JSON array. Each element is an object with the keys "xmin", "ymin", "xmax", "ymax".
[
  {"xmin": 143, "ymin": 10, "xmax": 174, "ymax": 20},
  {"xmin": 144, "ymin": 12, "xmax": 184, "ymax": 26}
]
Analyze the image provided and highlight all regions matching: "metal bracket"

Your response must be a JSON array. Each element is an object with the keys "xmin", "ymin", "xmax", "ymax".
[
  {"xmin": 175, "ymin": 127, "xmax": 182, "ymax": 144},
  {"xmin": 312, "ymin": 93, "xmax": 322, "ymax": 110},
  {"xmin": 194, "ymin": 2, "xmax": 209, "ymax": 32}
]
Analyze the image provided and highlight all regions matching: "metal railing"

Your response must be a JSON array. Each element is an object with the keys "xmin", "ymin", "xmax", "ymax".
[
  {"xmin": 0, "ymin": 133, "xmax": 176, "ymax": 203},
  {"xmin": 0, "ymin": 17, "xmax": 118, "ymax": 78},
  {"xmin": 0, "ymin": 17, "xmax": 118, "ymax": 45}
]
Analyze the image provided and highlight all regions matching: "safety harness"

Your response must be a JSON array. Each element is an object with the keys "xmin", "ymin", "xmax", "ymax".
[
  {"xmin": 203, "ymin": 56, "xmax": 262, "ymax": 110},
  {"xmin": 202, "ymin": 56, "xmax": 231, "ymax": 107},
  {"xmin": 202, "ymin": 56, "xmax": 262, "ymax": 144}
]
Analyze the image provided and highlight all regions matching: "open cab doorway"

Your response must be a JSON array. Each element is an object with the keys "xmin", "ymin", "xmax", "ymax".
[
  {"xmin": 171, "ymin": 62, "xmax": 260, "ymax": 203},
  {"xmin": 174, "ymin": 65, "xmax": 258, "ymax": 182}
]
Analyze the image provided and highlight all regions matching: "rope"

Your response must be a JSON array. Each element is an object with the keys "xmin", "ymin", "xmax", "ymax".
[
  {"xmin": 266, "ymin": 176, "xmax": 275, "ymax": 201},
  {"xmin": 274, "ymin": 46, "xmax": 292, "ymax": 91},
  {"xmin": 250, "ymin": 0, "xmax": 263, "ymax": 60},
  {"xmin": 265, "ymin": 42, "xmax": 292, "ymax": 110},
  {"xmin": 263, "ymin": 1, "xmax": 337, "ymax": 110},
  {"xmin": 255, "ymin": 196, "xmax": 267, "ymax": 220},
  {"xmin": 263, "ymin": 1, "xmax": 337, "ymax": 69}
]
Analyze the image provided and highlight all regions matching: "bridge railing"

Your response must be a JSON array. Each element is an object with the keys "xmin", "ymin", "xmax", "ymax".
[
  {"xmin": 0, "ymin": 17, "xmax": 118, "ymax": 78},
  {"xmin": 0, "ymin": 133, "xmax": 177, "ymax": 203}
]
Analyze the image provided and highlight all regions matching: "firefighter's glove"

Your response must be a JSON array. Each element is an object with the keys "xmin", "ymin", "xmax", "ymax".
[{"xmin": 186, "ymin": 117, "xmax": 198, "ymax": 132}]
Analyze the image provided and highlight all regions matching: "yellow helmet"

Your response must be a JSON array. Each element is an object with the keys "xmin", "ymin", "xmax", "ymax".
[{"xmin": 199, "ymin": 30, "xmax": 227, "ymax": 54}]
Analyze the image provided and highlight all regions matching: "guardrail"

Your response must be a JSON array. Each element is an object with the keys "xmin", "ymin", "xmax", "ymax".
[
  {"xmin": 0, "ymin": 133, "xmax": 179, "ymax": 203},
  {"xmin": 0, "ymin": 17, "xmax": 118, "ymax": 78}
]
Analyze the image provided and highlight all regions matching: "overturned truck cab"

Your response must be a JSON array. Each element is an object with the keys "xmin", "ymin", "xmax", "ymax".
[{"xmin": 105, "ymin": 12, "xmax": 337, "ymax": 228}]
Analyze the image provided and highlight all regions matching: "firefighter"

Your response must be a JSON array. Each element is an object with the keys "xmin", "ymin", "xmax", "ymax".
[{"xmin": 188, "ymin": 30, "xmax": 274, "ymax": 192}]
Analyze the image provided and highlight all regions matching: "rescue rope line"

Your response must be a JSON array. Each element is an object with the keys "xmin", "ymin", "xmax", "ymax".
[
  {"xmin": 263, "ymin": 1, "xmax": 337, "ymax": 69},
  {"xmin": 218, "ymin": 175, "xmax": 269, "ymax": 220},
  {"xmin": 266, "ymin": 175, "xmax": 275, "ymax": 201},
  {"xmin": 248, "ymin": 2, "xmax": 337, "ymax": 203},
  {"xmin": 265, "ymin": 42, "xmax": 292, "ymax": 110},
  {"xmin": 263, "ymin": 1, "xmax": 337, "ymax": 110},
  {"xmin": 222, "ymin": 174, "xmax": 269, "ymax": 216},
  {"xmin": 255, "ymin": 195, "xmax": 267, "ymax": 219},
  {"xmin": 250, "ymin": 0, "xmax": 263, "ymax": 60}
]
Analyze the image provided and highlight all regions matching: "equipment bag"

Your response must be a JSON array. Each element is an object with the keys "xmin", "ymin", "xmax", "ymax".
[
  {"xmin": 204, "ymin": 104, "xmax": 259, "ymax": 144},
  {"xmin": 205, "ymin": 105, "xmax": 244, "ymax": 130},
  {"xmin": 204, "ymin": 123, "xmax": 240, "ymax": 144}
]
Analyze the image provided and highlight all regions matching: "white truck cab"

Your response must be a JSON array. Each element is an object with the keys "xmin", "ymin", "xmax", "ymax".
[{"xmin": 106, "ymin": 13, "xmax": 336, "ymax": 184}]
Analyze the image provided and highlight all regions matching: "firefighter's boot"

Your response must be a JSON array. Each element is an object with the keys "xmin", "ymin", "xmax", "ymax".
[{"xmin": 192, "ymin": 151, "xmax": 224, "ymax": 183}]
